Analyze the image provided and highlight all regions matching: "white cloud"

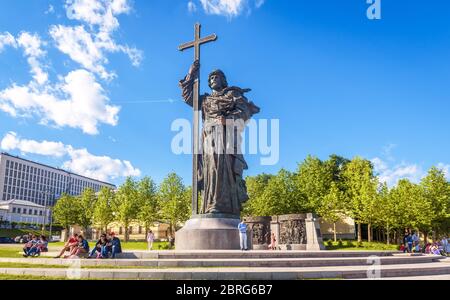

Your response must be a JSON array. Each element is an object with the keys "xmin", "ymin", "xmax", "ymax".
[
  {"xmin": 0, "ymin": 69, "xmax": 120, "ymax": 135},
  {"xmin": 50, "ymin": 25, "xmax": 113, "ymax": 80},
  {"xmin": 17, "ymin": 32, "xmax": 48, "ymax": 85},
  {"xmin": 0, "ymin": 32, "xmax": 17, "ymax": 52},
  {"xmin": 51, "ymin": 0, "xmax": 142, "ymax": 80},
  {"xmin": 1, "ymin": 132, "xmax": 67, "ymax": 157},
  {"xmin": 63, "ymin": 147, "xmax": 141, "ymax": 182},
  {"xmin": 1, "ymin": 0, "xmax": 139, "ymax": 135},
  {"xmin": 198, "ymin": 0, "xmax": 264, "ymax": 18},
  {"xmin": 45, "ymin": 5, "xmax": 55, "ymax": 15},
  {"xmin": 372, "ymin": 157, "xmax": 425, "ymax": 187},
  {"xmin": 188, "ymin": 1, "xmax": 198, "ymax": 13},
  {"xmin": 437, "ymin": 163, "xmax": 450, "ymax": 181},
  {"xmin": 0, "ymin": 132, "xmax": 141, "ymax": 182},
  {"xmin": 255, "ymin": 0, "xmax": 265, "ymax": 8}
]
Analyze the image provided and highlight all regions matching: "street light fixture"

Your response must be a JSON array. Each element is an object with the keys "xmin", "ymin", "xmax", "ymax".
[{"xmin": 40, "ymin": 188, "xmax": 53, "ymax": 236}]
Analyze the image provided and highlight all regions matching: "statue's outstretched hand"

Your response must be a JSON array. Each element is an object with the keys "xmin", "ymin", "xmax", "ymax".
[{"xmin": 189, "ymin": 60, "xmax": 200, "ymax": 77}]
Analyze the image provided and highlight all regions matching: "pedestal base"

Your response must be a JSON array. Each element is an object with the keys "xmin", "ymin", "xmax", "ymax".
[{"xmin": 175, "ymin": 217, "xmax": 241, "ymax": 250}]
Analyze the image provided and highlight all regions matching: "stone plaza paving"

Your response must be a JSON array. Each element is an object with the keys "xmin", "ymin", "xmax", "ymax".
[{"xmin": 0, "ymin": 250, "xmax": 448, "ymax": 280}]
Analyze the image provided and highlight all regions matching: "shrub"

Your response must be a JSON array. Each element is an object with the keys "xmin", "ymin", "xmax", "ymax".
[
  {"xmin": 338, "ymin": 239, "xmax": 343, "ymax": 247},
  {"xmin": 357, "ymin": 241, "xmax": 364, "ymax": 248},
  {"xmin": 326, "ymin": 239, "xmax": 333, "ymax": 247},
  {"xmin": 345, "ymin": 240, "xmax": 355, "ymax": 247}
]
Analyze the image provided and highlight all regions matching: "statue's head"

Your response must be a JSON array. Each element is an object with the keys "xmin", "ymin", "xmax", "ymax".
[{"xmin": 208, "ymin": 69, "xmax": 228, "ymax": 91}]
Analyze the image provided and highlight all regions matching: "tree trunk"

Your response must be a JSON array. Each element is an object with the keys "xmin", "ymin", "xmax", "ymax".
[
  {"xmin": 65, "ymin": 226, "xmax": 70, "ymax": 242},
  {"xmin": 124, "ymin": 221, "xmax": 129, "ymax": 242},
  {"xmin": 424, "ymin": 232, "xmax": 428, "ymax": 244},
  {"xmin": 368, "ymin": 223, "xmax": 372, "ymax": 243},
  {"xmin": 386, "ymin": 225, "xmax": 390, "ymax": 245},
  {"xmin": 357, "ymin": 223, "xmax": 362, "ymax": 243},
  {"xmin": 333, "ymin": 223, "xmax": 337, "ymax": 242}
]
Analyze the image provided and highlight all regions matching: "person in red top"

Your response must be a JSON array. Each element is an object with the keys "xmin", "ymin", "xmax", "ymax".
[{"xmin": 54, "ymin": 233, "xmax": 79, "ymax": 258}]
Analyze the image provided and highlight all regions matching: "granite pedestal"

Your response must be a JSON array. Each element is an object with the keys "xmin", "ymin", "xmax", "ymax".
[{"xmin": 175, "ymin": 215, "xmax": 241, "ymax": 250}]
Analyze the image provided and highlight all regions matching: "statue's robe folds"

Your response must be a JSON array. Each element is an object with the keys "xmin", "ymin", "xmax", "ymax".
[{"xmin": 180, "ymin": 74, "xmax": 260, "ymax": 216}]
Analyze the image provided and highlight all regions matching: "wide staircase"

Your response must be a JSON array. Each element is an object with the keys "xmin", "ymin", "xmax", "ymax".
[{"xmin": 1, "ymin": 250, "xmax": 449, "ymax": 280}]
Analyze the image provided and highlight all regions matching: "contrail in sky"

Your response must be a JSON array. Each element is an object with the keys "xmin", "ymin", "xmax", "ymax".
[{"xmin": 111, "ymin": 98, "xmax": 180, "ymax": 104}]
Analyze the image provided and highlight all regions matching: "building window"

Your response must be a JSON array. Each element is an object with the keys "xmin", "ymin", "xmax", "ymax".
[
  {"xmin": 138, "ymin": 226, "xmax": 142, "ymax": 234},
  {"xmin": 119, "ymin": 227, "xmax": 123, "ymax": 235},
  {"xmin": 129, "ymin": 226, "xmax": 133, "ymax": 234},
  {"xmin": 39, "ymin": 211, "xmax": 43, "ymax": 216},
  {"xmin": 17, "ymin": 208, "xmax": 21, "ymax": 214},
  {"xmin": 12, "ymin": 207, "xmax": 16, "ymax": 213}
]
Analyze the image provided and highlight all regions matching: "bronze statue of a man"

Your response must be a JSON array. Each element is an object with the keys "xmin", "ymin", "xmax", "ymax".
[{"xmin": 180, "ymin": 60, "xmax": 260, "ymax": 216}]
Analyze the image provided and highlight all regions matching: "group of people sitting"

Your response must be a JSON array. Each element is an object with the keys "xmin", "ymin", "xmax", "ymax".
[
  {"xmin": 23, "ymin": 234, "xmax": 49, "ymax": 257},
  {"xmin": 54, "ymin": 232, "xmax": 122, "ymax": 259},
  {"xmin": 400, "ymin": 231, "xmax": 449, "ymax": 256}
]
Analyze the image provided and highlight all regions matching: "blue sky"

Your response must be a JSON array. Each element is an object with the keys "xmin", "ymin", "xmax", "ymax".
[{"xmin": 0, "ymin": 0, "xmax": 449, "ymax": 187}]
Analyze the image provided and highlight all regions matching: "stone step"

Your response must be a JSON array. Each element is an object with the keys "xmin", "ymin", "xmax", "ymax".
[
  {"xmin": 2, "ymin": 255, "xmax": 444, "ymax": 268},
  {"xmin": 41, "ymin": 250, "xmax": 399, "ymax": 259},
  {"xmin": 0, "ymin": 262, "xmax": 449, "ymax": 280}
]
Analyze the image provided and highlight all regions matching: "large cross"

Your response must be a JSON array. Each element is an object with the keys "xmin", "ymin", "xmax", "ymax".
[{"xmin": 179, "ymin": 23, "xmax": 217, "ymax": 215}]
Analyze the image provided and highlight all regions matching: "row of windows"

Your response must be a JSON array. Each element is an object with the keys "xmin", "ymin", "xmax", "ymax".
[
  {"xmin": 2, "ymin": 159, "xmax": 113, "ymax": 204},
  {"xmin": 11, "ymin": 207, "xmax": 44, "ymax": 216},
  {"xmin": 4, "ymin": 159, "xmax": 106, "ymax": 191}
]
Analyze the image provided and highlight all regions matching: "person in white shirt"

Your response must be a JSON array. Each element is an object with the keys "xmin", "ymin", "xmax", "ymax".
[
  {"xmin": 411, "ymin": 231, "xmax": 419, "ymax": 244},
  {"xmin": 147, "ymin": 230, "xmax": 155, "ymax": 251},
  {"xmin": 238, "ymin": 220, "xmax": 248, "ymax": 251}
]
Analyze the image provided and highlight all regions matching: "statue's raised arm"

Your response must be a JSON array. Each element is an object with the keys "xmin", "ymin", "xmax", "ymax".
[{"xmin": 179, "ymin": 60, "xmax": 200, "ymax": 107}]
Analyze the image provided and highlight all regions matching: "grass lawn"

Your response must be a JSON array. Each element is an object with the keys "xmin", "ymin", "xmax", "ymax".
[
  {"xmin": 325, "ymin": 240, "xmax": 400, "ymax": 251},
  {"xmin": 0, "ymin": 246, "xmax": 26, "ymax": 258},
  {"xmin": 0, "ymin": 274, "xmax": 68, "ymax": 280},
  {"xmin": 0, "ymin": 241, "xmax": 170, "ymax": 259}
]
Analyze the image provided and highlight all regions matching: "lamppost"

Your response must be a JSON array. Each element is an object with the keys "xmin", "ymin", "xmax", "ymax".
[{"xmin": 40, "ymin": 189, "xmax": 53, "ymax": 235}]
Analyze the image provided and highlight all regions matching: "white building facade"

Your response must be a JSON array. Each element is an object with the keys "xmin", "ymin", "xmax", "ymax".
[
  {"xmin": 0, "ymin": 153, "xmax": 115, "ymax": 207},
  {"xmin": 0, "ymin": 199, "xmax": 50, "ymax": 225}
]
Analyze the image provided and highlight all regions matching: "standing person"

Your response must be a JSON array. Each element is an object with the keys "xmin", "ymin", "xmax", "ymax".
[
  {"xmin": 403, "ymin": 231, "xmax": 412, "ymax": 253},
  {"xmin": 238, "ymin": 220, "xmax": 248, "ymax": 251},
  {"xmin": 440, "ymin": 236, "xmax": 449, "ymax": 256},
  {"xmin": 147, "ymin": 230, "xmax": 155, "ymax": 251},
  {"xmin": 269, "ymin": 232, "xmax": 277, "ymax": 251},
  {"xmin": 412, "ymin": 231, "xmax": 419, "ymax": 247}
]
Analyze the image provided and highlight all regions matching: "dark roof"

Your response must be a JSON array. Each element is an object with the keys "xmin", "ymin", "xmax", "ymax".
[{"xmin": 1, "ymin": 152, "xmax": 116, "ymax": 187}]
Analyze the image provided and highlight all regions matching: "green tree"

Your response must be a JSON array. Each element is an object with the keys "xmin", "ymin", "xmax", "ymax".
[
  {"xmin": 296, "ymin": 156, "xmax": 333, "ymax": 212},
  {"xmin": 53, "ymin": 193, "xmax": 79, "ymax": 241},
  {"xmin": 93, "ymin": 187, "xmax": 115, "ymax": 233},
  {"xmin": 420, "ymin": 167, "xmax": 450, "ymax": 240},
  {"xmin": 77, "ymin": 188, "xmax": 97, "ymax": 238},
  {"xmin": 318, "ymin": 181, "xmax": 346, "ymax": 242},
  {"xmin": 342, "ymin": 157, "xmax": 378, "ymax": 242},
  {"xmin": 113, "ymin": 177, "xmax": 140, "ymax": 242},
  {"xmin": 159, "ymin": 173, "xmax": 191, "ymax": 237},
  {"xmin": 137, "ymin": 177, "xmax": 159, "ymax": 236},
  {"xmin": 390, "ymin": 179, "xmax": 432, "ymax": 242},
  {"xmin": 243, "ymin": 173, "xmax": 274, "ymax": 216}
]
